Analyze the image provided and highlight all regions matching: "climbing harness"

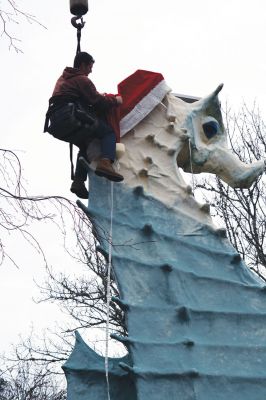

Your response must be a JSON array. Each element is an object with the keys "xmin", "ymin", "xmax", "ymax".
[{"xmin": 105, "ymin": 181, "xmax": 114, "ymax": 400}]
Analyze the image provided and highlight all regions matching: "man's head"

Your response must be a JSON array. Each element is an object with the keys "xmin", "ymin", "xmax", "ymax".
[{"xmin": 74, "ymin": 52, "xmax": 95, "ymax": 75}]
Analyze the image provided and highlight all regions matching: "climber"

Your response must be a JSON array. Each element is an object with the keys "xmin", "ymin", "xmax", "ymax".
[{"xmin": 45, "ymin": 51, "xmax": 124, "ymax": 199}]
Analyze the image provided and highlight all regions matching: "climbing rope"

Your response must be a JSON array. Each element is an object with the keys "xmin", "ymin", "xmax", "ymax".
[
  {"xmin": 69, "ymin": 7, "xmax": 112, "ymax": 395},
  {"xmin": 105, "ymin": 181, "xmax": 114, "ymax": 400}
]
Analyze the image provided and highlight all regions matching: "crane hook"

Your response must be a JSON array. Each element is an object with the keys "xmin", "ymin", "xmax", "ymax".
[{"xmin": 71, "ymin": 15, "xmax": 85, "ymax": 30}]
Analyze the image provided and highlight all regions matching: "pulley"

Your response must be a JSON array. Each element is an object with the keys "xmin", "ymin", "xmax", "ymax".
[{"xmin": 70, "ymin": 0, "xmax": 88, "ymax": 17}]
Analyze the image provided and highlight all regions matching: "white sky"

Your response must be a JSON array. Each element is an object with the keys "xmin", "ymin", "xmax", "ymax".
[{"xmin": 1, "ymin": 0, "xmax": 266, "ymax": 354}]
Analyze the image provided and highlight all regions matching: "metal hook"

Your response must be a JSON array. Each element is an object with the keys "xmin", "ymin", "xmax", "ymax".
[{"xmin": 71, "ymin": 16, "xmax": 85, "ymax": 30}]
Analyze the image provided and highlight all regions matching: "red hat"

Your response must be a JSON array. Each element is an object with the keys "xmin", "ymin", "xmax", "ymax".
[
  {"xmin": 106, "ymin": 70, "xmax": 171, "ymax": 143},
  {"xmin": 118, "ymin": 70, "xmax": 171, "ymax": 137}
]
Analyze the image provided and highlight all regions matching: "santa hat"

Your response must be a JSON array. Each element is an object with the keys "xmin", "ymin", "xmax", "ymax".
[{"xmin": 118, "ymin": 70, "xmax": 171, "ymax": 137}]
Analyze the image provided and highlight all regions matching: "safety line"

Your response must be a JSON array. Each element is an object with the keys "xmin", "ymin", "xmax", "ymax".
[{"xmin": 105, "ymin": 181, "xmax": 114, "ymax": 400}]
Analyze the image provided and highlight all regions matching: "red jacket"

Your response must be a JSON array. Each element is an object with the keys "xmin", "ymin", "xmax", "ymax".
[{"xmin": 52, "ymin": 67, "xmax": 118, "ymax": 112}]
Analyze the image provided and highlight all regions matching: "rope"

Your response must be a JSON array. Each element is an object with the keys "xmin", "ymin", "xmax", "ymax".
[
  {"xmin": 188, "ymin": 138, "xmax": 195, "ymax": 194},
  {"xmin": 105, "ymin": 181, "xmax": 114, "ymax": 400},
  {"xmin": 76, "ymin": 29, "xmax": 81, "ymax": 53},
  {"xmin": 69, "ymin": 143, "xmax": 75, "ymax": 180},
  {"xmin": 71, "ymin": 16, "xmax": 85, "ymax": 55}
]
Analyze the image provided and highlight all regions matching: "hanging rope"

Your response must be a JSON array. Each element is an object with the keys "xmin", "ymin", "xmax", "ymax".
[
  {"xmin": 105, "ymin": 181, "xmax": 114, "ymax": 400},
  {"xmin": 71, "ymin": 16, "xmax": 85, "ymax": 55},
  {"xmin": 70, "ymin": 10, "xmax": 112, "ymax": 397}
]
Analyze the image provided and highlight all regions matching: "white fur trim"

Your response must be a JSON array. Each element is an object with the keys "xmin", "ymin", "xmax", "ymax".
[
  {"xmin": 120, "ymin": 80, "xmax": 171, "ymax": 137},
  {"xmin": 116, "ymin": 143, "xmax": 126, "ymax": 159}
]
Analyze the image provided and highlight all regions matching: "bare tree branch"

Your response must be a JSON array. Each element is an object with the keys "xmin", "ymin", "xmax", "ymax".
[
  {"xmin": 0, "ymin": 358, "xmax": 66, "ymax": 399},
  {"xmin": 0, "ymin": 0, "xmax": 46, "ymax": 53}
]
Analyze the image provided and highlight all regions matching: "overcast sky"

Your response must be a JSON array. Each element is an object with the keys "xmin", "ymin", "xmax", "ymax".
[{"xmin": 1, "ymin": 0, "xmax": 266, "ymax": 354}]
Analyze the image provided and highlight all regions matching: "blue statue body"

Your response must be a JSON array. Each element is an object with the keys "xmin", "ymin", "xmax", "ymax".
[{"xmin": 63, "ymin": 85, "xmax": 266, "ymax": 399}]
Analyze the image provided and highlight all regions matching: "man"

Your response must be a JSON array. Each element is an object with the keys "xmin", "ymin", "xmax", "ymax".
[{"xmin": 50, "ymin": 52, "xmax": 123, "ymax": 198}]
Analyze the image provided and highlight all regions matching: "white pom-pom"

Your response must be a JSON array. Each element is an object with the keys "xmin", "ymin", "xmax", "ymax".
[{"xmin": 116, "ymin": 143, "xmax": 125, "ymax": 159}]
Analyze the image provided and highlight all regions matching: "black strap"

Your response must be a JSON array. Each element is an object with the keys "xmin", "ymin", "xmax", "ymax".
[
  {"xmin": 70, "ymin": 143, "xmax": 75, "ymax": 180},
  {"xmin": 77, "ymin": 28, "xmax": 81, "ymax": 54},
  {"xmin": 71, "ymin": 16, "xmax": 85, "ymax": 55},
  {"xmin": 44, "ymin": 114, "xmax": 49, "ymax": 133}
]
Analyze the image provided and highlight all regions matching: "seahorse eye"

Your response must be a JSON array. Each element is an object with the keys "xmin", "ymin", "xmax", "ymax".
[{"xmin": 202, "ymin": 120, "xmax": 219, "ymax": 139}]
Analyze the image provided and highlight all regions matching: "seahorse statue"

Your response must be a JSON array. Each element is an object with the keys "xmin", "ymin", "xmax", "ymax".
[{"xmin": 63, "ymin": 79, "xmax": 266, "ymax": 400}]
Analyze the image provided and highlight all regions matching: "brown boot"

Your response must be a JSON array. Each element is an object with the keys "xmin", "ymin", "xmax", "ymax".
[{"xmin": 95, "ymin": 159, "xmax": 124, "ymax": 182}]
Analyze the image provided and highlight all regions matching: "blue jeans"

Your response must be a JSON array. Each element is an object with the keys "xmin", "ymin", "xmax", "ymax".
[{"xmin": 74, "ymin": 119, "xmax": 116, "ymax": 182}]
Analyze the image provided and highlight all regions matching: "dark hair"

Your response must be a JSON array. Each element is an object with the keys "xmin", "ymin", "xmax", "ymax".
[{"xmin": 73, "ymin": 52, "xmax": 95, "ymax": 68}]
